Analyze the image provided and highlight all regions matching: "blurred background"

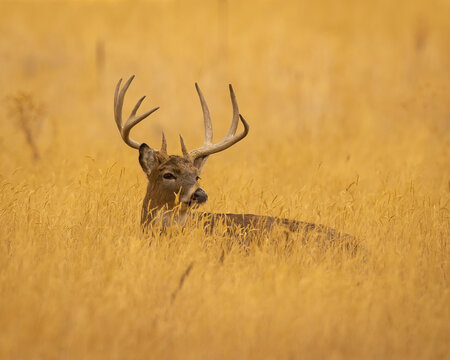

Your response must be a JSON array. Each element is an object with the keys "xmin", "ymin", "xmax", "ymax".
[
  {"xmin": 1, "ymin": 2, "xmax": 449, "ymax": 359},
  {"xmin": 0, "ymin": 0, "xmax": 448, "ymax": 162}
]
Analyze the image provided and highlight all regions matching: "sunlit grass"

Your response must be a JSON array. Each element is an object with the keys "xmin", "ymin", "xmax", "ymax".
[{"xmin": 0, "ymin": 0, "xmax": 448, "ymax": 359}]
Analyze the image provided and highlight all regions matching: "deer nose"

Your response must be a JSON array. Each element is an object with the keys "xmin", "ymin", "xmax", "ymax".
[{"xmin": 192, "ymin": 187, "xmax": 208, "ymax": 204}]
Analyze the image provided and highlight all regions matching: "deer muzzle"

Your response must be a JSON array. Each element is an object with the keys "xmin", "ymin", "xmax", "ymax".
[{"xmin": 191, "ymin": 187, "xmax": 208, "ymax": 205}]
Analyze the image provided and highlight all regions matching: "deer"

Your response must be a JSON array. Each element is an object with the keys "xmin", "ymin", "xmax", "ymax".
[{"xmin": 114, "ymin": 75, "xmax": 356, "ymax": 248}]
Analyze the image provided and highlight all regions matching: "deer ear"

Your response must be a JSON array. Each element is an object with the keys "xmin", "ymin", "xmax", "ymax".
[
  {"xmin": 139, "ymin": 143, "xmax": 158, "ymax": 175},
  {"xmin": 193, "ymin": 155, "xmax": 209, "ymax": 173}
]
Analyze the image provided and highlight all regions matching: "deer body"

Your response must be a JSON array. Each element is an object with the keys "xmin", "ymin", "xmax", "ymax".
[{"xmin": 114, "ymin": 76, "xmax": 353, "ymax": 244}]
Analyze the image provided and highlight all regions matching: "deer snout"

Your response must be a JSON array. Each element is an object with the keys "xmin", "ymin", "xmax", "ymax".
[{"xmin": 191, "ymin": 187, "xmax": 208, "ymax": 204}]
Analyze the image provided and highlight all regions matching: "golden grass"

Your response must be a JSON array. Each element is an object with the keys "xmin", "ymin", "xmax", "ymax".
[{"xmin": 0, "ymin": 0, "xmax": 449, "ymax": 358}]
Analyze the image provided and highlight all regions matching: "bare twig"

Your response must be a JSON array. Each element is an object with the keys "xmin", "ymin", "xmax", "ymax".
[
  {"xmin": 170, "ymin": 261, "xmax": 195, "ymax": 304},
  {"xmin": 6, "ymin": 92, "xmax": 45, "ymax": 160}
]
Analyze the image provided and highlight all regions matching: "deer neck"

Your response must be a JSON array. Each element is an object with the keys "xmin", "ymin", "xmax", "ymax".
[{"xmin": 141, "ymin": 183, "xmax": 189, "ymax": 228}]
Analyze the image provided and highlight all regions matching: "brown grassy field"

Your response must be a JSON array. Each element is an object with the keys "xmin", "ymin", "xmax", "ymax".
[{"xmin": 0, "ymin": 0, "xmax": 449, "ymax": 359}]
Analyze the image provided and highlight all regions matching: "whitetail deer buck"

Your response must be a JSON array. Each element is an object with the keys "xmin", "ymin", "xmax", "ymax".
[{"xmin": 114, "ymin": 75, "xmax": 355, "ymax": 246}]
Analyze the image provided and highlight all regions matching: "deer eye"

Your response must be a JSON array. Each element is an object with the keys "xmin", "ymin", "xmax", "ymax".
[
  {"xmin": 163, "ymin": 173, "xmax": 176, "ymax": 180},
  {"xmin": 196, "ymin": 176, "xmax": 200, "ymax": 181}
]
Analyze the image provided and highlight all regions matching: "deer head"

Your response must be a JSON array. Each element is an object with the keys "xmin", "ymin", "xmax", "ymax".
[{"xmin": 114, "ymin": 75, "xmax": 249, "ymax": 226}]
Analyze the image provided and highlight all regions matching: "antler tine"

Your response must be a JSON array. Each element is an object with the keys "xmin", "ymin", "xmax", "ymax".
[
  {"xmin": 114, "ymin": 77, "xmax": 125, "ymax": 131},
  {"xmin": 187, "ymin": 84, "xmax": 249, "ymax": 160},
  {"xmin": 195, "ymin": 83, "xmax": 213, "ymax": 146},
  {"xmin": 114, "ymin": 75, "xmax": 160, "ymax": 150},
  {"xmin": 179, "ymin": 134, "xmax": 189, "ymax": 156},
  {"xmin": 225, "ymin": 84, "xmax": 239, "ymax": 137},
  {"xmin": 160, "ymin": 132, "xmax": 167, "ymax": 154}
]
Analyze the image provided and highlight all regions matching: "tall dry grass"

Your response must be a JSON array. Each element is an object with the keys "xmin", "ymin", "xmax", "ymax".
[{"xmin": 0, "ymin": 0, "xmax": 448, "ymax": 359}]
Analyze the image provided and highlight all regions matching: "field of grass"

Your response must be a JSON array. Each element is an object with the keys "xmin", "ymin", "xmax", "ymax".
[{"xmin": 0, "ymin": 0, "xmax": 449, "ymax": 358}]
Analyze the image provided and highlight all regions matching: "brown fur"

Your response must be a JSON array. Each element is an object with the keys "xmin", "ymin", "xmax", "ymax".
[
  {"xmin": 138, "ymin": 146, "xmax": 356, "ymax": 251},
  {"xmin": 140, "ymin": 148, "xmax": 202, "ymax": 228},
  {"xmin": 114, "ymin": 76, "xmax": 355, "ymax": 249}
]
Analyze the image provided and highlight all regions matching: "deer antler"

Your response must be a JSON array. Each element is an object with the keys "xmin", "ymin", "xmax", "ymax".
[
  {"xmin": 184, "ymin": 83, "xmax": 249, "ymax": 160},
  {"xmin": 114, "ymin": 75, "xmax": 160, "ymax": 150}
]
